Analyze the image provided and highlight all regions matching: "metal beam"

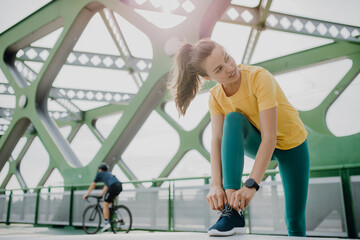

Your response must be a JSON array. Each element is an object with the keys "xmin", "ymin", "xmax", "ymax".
[
  {"xmin": 1, "ymin": 83, "xmax": 135, "ymax": 105},
  {"xmin": 242, "ymin": 0, "xmax": 272, "ymax": 64},
  {"xmin": 17, "ymin": 46, "xmax": 152, "ymax": 72},
  {"xmin": 50, "ymin": 86, "xmax": 135, "ymax": 104},
  {"xmin": 220, "ymin": 4, "xmax": 360, "ymax": 43},
  {"xmin": 265, "ymin": 12, "xmax": 360, "ymax": 43},
  {"xmin": 100, "ymin": 9, "xmax": 144, "ymax": 88},
  {"xmin": 117, "ymin": 158, "xmax": 143, "ymax": 188}
]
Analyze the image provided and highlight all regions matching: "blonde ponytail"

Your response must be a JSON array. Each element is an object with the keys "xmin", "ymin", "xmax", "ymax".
[{"xmin": 168, "ymin": 39, "xmax": 216, "ymax": 116}]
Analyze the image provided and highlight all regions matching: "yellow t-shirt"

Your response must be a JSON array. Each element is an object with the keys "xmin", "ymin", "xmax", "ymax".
[{"xmin": 208, "ymin": 64, "xmax": 307, "ymax": 150}]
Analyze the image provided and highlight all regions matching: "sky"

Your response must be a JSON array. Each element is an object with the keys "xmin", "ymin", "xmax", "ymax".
[{"xmin": 0, "ymin": 0, "xmax": 359, "ymax": 190}]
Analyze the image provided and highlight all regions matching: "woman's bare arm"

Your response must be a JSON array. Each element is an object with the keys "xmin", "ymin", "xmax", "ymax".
[{"xmin": 206, "ymin": 114, "xmax": 227, "ymax": 210}]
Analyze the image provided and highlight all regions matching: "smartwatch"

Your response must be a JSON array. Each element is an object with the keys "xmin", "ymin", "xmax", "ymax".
[{"xmin": 245, "ymin": 178, "xmax": 260, "ymax": 191}]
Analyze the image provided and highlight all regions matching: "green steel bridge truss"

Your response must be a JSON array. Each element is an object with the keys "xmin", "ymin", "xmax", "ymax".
[{"xmin": 0, "ymin": 0, "xmax": 359, "ymax": 190}]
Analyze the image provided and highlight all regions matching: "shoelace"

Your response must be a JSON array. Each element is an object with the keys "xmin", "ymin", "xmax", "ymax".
[
  {"xmin": 219, "ymin": 204, "xmax": 233, "ymax": 218},
  {"xmin": 218, "ymin": 205, "xmax": 243, "ymax": 218}
]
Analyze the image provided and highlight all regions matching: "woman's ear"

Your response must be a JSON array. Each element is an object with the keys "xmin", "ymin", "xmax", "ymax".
[{"xmin": 203, "ymin": 76, "xmax": 211, "ymax": 81}]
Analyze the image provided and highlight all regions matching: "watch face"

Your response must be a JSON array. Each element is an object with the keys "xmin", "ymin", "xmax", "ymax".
[
  {"xmin": 246, "ymin": 178, "xmax": 255, "ymax": 187},
  {"xmin": 245, "ymin": 178, "xmax": 259, "ymax": 191}
]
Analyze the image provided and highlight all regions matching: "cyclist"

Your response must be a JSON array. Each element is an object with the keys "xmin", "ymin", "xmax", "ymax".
[{"xmin": 83, "ymin": 163, "xmax": 123, "ymax": 232}]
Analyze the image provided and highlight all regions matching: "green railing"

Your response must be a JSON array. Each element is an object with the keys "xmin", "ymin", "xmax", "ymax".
[{"xmin": 0, "ymin": 167, "xmax": 359, "ymax": 238}]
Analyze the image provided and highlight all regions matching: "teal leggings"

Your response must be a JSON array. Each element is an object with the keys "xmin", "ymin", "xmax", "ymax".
[{"xmin": 221, "ymin": 112, "xmax": 310, "ymax": 237}]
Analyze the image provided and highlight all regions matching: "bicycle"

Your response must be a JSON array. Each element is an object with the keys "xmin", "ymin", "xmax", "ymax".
[{"xmin": 82, "ymin": 195, "xmax": 132, "ymax": 234}]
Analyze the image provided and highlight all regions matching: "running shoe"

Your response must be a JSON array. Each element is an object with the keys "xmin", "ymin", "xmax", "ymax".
[
  {"xmin": 101, "ymin": 222, "xmax": 111, "ymax": 232},
  {"xmin": 208, "ymin": 204, "xmax": 246, "ymax": 236}
]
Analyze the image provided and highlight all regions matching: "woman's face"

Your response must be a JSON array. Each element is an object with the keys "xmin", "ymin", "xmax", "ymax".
[{"xmin": 200, "ymin": 44, "xmax": 240, "ymax": 85}]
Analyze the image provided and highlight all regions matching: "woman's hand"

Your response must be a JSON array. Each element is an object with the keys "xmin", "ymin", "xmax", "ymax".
[
  {"xmin": 230, "ymin": 186, "xmax": 256, "ymax": 211},
  {"xmin": 206, "ymin": 185, "xmax": 228, "ymax": 211}
]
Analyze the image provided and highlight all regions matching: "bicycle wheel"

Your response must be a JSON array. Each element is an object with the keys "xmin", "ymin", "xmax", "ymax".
[
  {"xmin": 111, "ymin": 205, "xmax": 132, "ymax": 233},
  {"xmin": 83, "ymin": 205, "xmax": 102, "ymax": 234}
]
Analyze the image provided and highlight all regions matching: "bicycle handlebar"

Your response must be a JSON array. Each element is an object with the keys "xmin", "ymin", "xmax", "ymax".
[{"xmin": 85, "ymin": 195, "xmax": 103, "ymax": 202}]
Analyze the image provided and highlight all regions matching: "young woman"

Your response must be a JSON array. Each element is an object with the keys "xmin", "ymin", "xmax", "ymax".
[{"xmin": 168, "ymin": 39, "xmax": 310, "ymax": 237}]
